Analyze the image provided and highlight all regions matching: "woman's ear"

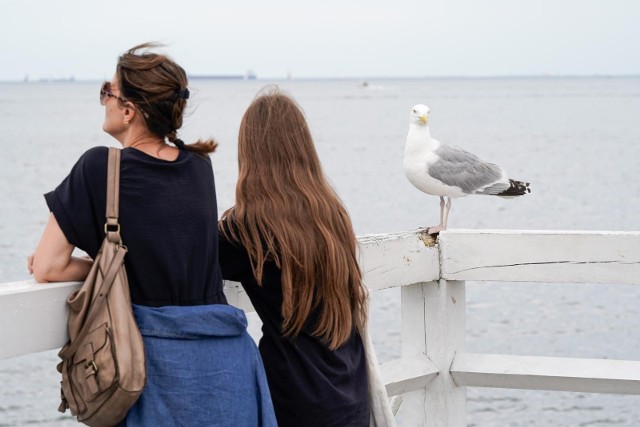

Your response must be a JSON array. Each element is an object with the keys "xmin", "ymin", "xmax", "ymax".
[{"xmin": 123, "ymin": 107, "xmax": 134, "ymax": 125}]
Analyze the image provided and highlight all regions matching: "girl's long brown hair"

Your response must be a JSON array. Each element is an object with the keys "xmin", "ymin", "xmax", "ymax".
[{"xmin": 220, "ymin": 88, "xmax": 367, "ymax": 350}]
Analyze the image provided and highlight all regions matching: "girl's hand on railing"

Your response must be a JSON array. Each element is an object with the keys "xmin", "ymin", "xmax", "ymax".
[{"xmin": 27, "ymin": 252, "xmax": 35, "ymax": 275}]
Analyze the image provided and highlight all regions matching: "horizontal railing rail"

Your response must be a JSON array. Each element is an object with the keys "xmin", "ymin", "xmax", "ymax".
[{"xmin": 2, "ymin": 229, "xmax": 639, "ymax": 426}]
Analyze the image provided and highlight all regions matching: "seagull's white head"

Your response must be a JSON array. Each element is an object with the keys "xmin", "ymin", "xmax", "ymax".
[{"xmin": 409, "ymin": 104, "xmax": 430, "ymax": 127}]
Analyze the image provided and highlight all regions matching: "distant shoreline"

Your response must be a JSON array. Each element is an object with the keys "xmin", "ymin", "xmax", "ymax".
[
  {"xmin": 1, "ymin": 74, "xmax": 638, "ymax": 84},
  {"xmin": 189, "ymin": 73, "xmax": 256, "ymax": 81}
]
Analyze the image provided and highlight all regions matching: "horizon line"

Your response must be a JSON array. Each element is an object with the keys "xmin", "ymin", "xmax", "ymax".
[{"xmin": 1, "ymin": 73, "xmax": 639, "ymax": 84}]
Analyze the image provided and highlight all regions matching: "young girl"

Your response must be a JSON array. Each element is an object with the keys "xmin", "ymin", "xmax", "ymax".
[{"xmin": 218, "ymin": 88, "xmax": 370, "ymax": 427}]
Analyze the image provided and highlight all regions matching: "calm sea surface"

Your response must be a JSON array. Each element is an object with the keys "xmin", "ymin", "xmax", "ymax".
[{"xmin": 1, "ymin": 77, "xmax": 639, "ymax": 426}]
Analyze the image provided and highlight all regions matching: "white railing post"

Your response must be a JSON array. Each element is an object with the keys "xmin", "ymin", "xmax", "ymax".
[
  {"xmin": 400, "ymin": 281, "xmax": 429, "ymax": 425},
  {"xmin": 429, "ymin": 279, "xmax": 466, "ymax": 425},
  {"xmin": 401, "ymin": 279, "xmax": 466, "ymax": 426}
]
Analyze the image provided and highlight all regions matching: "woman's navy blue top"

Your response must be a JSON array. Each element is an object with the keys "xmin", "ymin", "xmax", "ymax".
[
  {"xmin": 218, "ymin": 222, "xmax": 370, "ymax": 427},
  {"xmin": 45, "ymin": 146, "xmax": 226, "ymax": 307}
]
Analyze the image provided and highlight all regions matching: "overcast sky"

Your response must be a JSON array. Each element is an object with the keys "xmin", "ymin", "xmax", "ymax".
[{"xmin": 2, "ymin": 0, "xmax": 639, "ymax": 81}]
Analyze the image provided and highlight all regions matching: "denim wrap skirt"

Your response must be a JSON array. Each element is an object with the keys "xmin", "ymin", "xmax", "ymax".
[{"xmin": 118, "ymin": 303, "xmax": 277, "ymax": 427}]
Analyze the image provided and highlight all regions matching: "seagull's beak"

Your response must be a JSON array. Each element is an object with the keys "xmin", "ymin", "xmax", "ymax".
[{"xmin": 420, "ymin": 114, "xmax": 428, "ymax": 125}]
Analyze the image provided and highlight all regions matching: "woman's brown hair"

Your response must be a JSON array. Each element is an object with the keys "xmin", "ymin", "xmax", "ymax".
[
  {"xmin": 116, "ymin": 43, "xmax": 217, "ymax": 155},
  {"xmin": 220, "ymin": 88, "xmax": 368, "ymax": 350}
]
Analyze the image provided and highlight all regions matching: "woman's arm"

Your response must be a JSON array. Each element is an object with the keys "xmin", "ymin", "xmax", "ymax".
[{"xmin": 29, "ymin": 213, "xmax": 93, "ymax": 283}]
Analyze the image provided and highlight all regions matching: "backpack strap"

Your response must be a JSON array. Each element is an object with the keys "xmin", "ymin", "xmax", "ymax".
[
  {"xmin": 105, "ymin": 148, "xmax": 121, "ymax": 244},
  {"xmin": 59, "ymin": 148, "xmax": 125, "ymax": 360}
]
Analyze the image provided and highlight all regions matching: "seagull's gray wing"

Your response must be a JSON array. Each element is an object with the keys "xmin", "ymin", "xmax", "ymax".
[{"xmin": 428, "ymin": 143, "xmax": 506, "ymax": 194}]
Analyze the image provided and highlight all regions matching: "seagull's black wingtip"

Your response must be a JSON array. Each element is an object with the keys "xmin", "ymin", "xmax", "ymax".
[{"xmin": 498, "ymin": 179, "xmax": 531, "ymax": 196}]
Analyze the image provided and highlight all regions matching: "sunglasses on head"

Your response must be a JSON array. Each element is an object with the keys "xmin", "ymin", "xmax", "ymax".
[{"xmin": 99, "ymin": 81, "xmax": 150, "ymax": 118}]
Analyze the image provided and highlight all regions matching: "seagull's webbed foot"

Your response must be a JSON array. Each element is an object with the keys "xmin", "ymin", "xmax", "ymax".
[{"xmin": 426, "ymin": 225, "xmax": 445, "ymax": 235}]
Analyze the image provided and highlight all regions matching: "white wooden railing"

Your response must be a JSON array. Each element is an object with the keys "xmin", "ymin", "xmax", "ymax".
[{"xmin": 2, "ymin": 229, "xmax": 640, "ymax": 426}]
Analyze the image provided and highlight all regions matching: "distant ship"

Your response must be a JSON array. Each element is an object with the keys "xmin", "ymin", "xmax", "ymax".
[{"xmin": 189, "ymin": 70, "xmax": 256, "ymax": 80}]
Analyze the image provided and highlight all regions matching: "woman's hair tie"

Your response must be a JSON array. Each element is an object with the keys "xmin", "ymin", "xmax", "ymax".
[
  {"xmin": 173, "ymin": 138, "xmax": 186, "ymax": 149},
  {"xmin": 176, "ymin": 88, "xmax": 190, "ymax": 100}
]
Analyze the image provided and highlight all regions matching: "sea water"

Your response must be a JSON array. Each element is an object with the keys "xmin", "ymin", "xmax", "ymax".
[{"xmin": 1, "ymin": 77, "xmax": 639, "ymax": 426}]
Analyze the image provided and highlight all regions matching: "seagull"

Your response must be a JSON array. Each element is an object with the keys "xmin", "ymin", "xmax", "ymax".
[{"xmin": 403, "ymin": 104, "xmax": 530, "ymax": 234}]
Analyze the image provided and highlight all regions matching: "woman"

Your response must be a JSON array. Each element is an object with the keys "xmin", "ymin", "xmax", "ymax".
[
  {"xmin": 218, "ymin": 88, "xmax": 370, "ymax": 427},
  {"xmin": 29, "ymin": 43, "xmax": 276, "ymax": 426}
]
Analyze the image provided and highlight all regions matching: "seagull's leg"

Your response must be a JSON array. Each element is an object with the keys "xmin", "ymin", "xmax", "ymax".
[
  {"xmin": 427, "ymin": 196, "xmax": 446, "ymax": 234},
  {"xmin": 442, "ymin": 197, "xmax": 452, "ymax": 230}
]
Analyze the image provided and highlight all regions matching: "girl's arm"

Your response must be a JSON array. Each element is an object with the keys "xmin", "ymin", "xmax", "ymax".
[
  {"xmin": 29, "ymin": 213, "xmax": 92, "ymax": 283},
  {"xmin": 218, "ymin": 225, "xmax": 253, "ymax": 282}
]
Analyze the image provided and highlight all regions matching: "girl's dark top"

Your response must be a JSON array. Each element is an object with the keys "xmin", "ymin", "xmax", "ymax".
[
  {"xmin": 45, "ymin": 146, "xmax": 227, "ymax": 307},
  {"xmin": 218, "ymin": 222, "xmax": 369, "ymax": 427}
]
